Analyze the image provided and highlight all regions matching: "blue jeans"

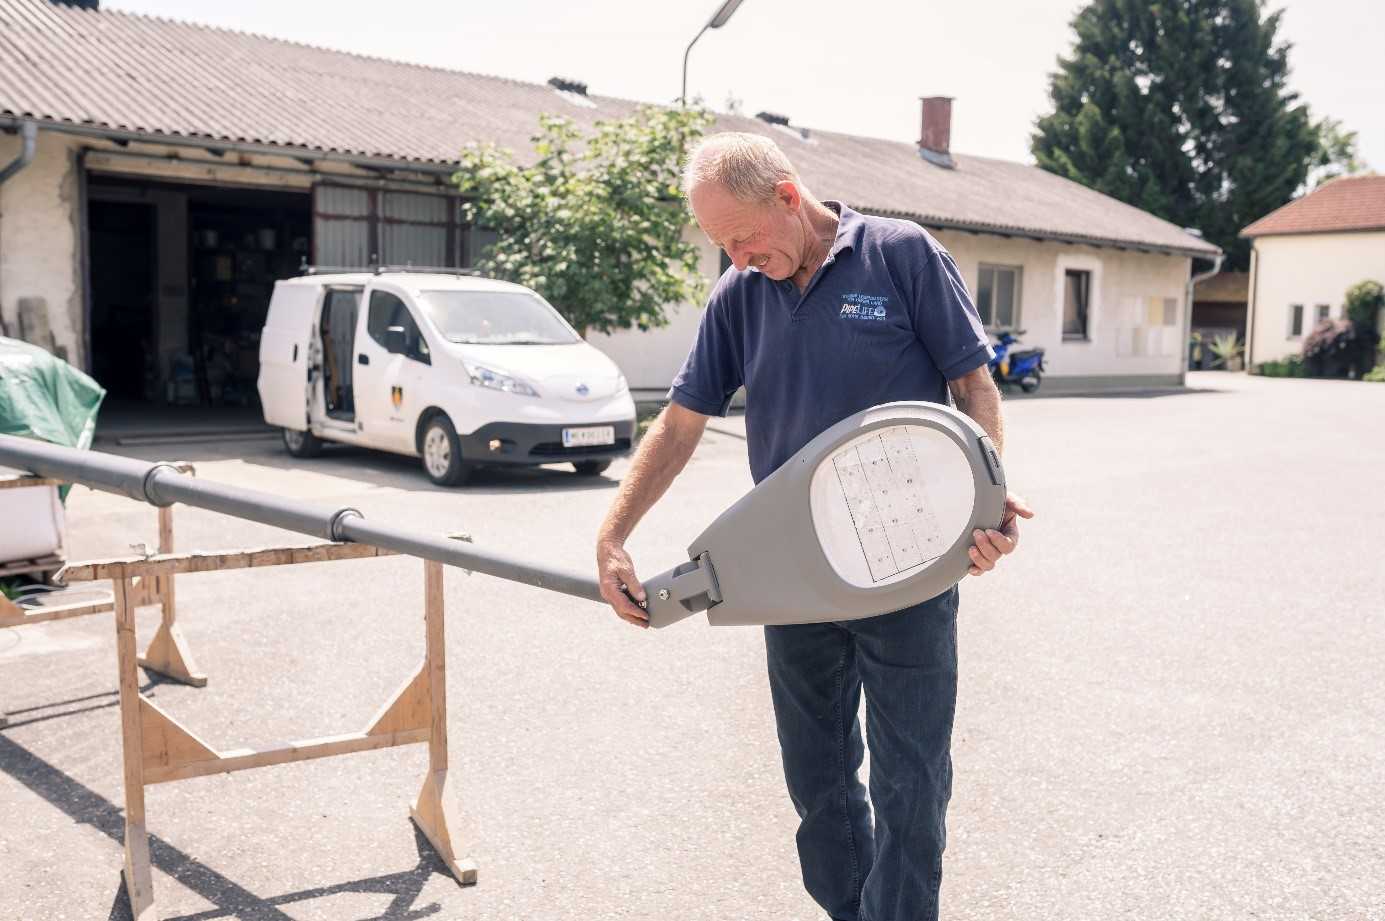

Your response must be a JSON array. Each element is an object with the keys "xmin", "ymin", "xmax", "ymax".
[{"xmin": 765, "ymin": 586, "xmax": 958, "ymax": 921}]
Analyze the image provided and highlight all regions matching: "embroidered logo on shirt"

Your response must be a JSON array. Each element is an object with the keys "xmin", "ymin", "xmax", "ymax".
[{"xmin": 839, "ymin": 293, "xmax": 889, "ymax": 321}]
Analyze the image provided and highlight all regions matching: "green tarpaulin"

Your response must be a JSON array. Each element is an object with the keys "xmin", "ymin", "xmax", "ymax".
[{"xmin": 0, "ymin": 337, "xmax": 105, "ymax": 498}]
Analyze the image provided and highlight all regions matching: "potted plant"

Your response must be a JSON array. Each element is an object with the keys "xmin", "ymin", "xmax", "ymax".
[{"xmin": 1209, "ymin": 332, "xmax": 1244, "ymax": 371}]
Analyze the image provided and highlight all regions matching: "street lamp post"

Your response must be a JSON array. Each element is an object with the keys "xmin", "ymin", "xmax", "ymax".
[{"xmin": 681, "ymin": 0, "xmax": 747, "ymax": 106}]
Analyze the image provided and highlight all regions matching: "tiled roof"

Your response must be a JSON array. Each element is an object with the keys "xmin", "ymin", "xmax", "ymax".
[
  {"xmin": 0, "ymin": 0, "xmax": 1218, "ymax": 257},
  {"xmin": 1241, "ymin": 175, "xmax": 1385, "ymax": 238}
]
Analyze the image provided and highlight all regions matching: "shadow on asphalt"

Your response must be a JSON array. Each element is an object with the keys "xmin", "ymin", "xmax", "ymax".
[
  {"xmin": 2, "ymin": 674, "xmax": 200, "ymax": 730},
  {"xmin": 0, "ymin": 733, "xmax": 457, "ymax": 921},
  {"xmin": 248, "ymin": 446, "xmax": 624, "ymax": 497},
  {"xmin": 107, "ymin": 440, "xmax": 622, "ymax": 498}
]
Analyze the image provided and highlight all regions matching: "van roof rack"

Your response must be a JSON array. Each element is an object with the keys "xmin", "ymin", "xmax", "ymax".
[{"xmin": 298, "ymin": 259, "xmax": 485, "ymax": 278}]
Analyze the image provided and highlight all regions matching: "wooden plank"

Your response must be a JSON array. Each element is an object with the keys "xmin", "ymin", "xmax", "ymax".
[
  {"xmin": 140, "ymin": 697, "xmax": 220, "ymax": 773},
  {"xmin": 143, "ymin": 728, "xmax": 429, "ymax": 785},
  {"xmin": 0, "ymin": 598, "xmax": 112, "ymax": 628},
  {"xmin": 366, "ymin": 666, "xmax": 430, "ymax": 736},
  {"xmin": 113, "ymin": 577, "xmax": 157, "ymax": 918},
  {"xmin": 423, "ymin": 559, "xmax": 449, "ymax": 772},
  {"xmin": 411, "ymin": 559, "xmax": 477, "ymax": 885},
  {"xmin": 135, "ymin": 502, "xmax": 209, "ymax": 687},
  {"xmin": 0, "ymin": 476, "xmax": 63, "ymax": 491},
  {"xmin": 0, "ymin": 556, "xmax": 64, "ymax": 579},
  {"xmin": 60, "ymin": 541, "xmax": 396, "ymax": 582}
]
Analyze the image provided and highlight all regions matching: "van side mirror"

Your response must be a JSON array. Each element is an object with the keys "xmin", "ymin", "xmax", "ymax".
[{"xmin": 384, "ymin": 326, "xmax": 407, "ymax": 355}]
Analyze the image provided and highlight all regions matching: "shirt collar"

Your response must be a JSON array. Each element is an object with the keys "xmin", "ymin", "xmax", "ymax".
[{"xmin": 824, "ymin": 200, "xmax": 865, "ymax": 259}]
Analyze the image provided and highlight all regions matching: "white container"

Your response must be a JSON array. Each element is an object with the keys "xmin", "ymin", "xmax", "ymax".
[{"xmin": 0, "ymin": 484, "xmax": 65, "ymax": 562}]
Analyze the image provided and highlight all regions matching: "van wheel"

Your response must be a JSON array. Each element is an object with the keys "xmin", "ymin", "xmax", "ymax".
[
  {"xmin": 421, "ymin": 416, "xmax": 472, "ymax": 486},
  {"xmin": 572, "ymin": 459, "xmax": 612, "ymax": 477},
  {"xmin": 282, "ymin": 428, "xmax": 323, "ymax": 458}
]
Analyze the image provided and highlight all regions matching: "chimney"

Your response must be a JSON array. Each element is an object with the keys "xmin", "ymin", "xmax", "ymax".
[
  {"xmin": 547, "ymin": 76, "xmax": 588, "ymax": 96},
  {"xmin": 918, "ymin": 96, "xmax": 954, "ymax": 169}
]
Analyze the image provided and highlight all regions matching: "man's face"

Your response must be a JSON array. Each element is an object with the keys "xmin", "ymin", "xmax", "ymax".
[{"xmin": 690, "ymin": 181, "xmax": 805, "ymax": 280}]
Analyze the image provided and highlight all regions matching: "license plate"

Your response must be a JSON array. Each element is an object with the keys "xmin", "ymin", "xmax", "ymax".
[{"xmin": 562, "ymin": 426, "xmax": 615, "ymax": 448}]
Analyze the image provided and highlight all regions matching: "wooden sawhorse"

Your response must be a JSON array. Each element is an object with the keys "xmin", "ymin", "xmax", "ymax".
[
  {"xmin": 61, "ymin": 542, "xmax": 476, "ymax": 920},
  {"xmin": 0, "ymin": 467, "xmax": 204, "ymax": 728}
]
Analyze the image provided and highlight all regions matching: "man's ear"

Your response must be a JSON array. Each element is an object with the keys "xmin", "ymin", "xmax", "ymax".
[{"xmin": 774, "ymin": 180, "xmax": 802, "ymax": 212}]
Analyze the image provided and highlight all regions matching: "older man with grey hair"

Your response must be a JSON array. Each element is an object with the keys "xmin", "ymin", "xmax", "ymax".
[{"xmin": 596, "ymin": 132, "xmax": 1032, "ymax": 921}]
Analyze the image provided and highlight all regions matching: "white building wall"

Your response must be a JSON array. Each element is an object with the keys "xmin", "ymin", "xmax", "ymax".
[
  {"xmin": 1247, "ymin": 232, "xmax": 1385, "ymax": 366},
  {"xmin": 587, "ymin": 231, "xmax": 721, "ymax": 396},
  {"xmin": 591, "ymin": 225, "xmax": 1193, "ymax": 393},
  {"xmin": 935, "ymin": 231, "xmax": 1192, "ymax": 384},
  {"xmin": 0, "ymin": 131, "xmax": 83, "ymax": 365}
]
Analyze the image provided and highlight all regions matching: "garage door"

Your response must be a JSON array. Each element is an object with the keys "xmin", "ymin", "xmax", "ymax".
[{"xmin": 312, "ymin": 185, "xmax": 461, "ymax": 269}]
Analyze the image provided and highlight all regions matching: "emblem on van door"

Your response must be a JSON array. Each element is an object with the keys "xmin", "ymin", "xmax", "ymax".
[
  {"xmin": 575, "ymin": 382, "xmax": 590, "ymax": 396},
  {"xmin": 391, "ymin": 386, "xmax": 403, "ymax": 409}
]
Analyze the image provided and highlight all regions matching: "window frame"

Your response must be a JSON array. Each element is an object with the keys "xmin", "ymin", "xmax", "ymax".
[
  {"xmin": 1062, "ymin": 268, "xmax": 1092, "ymax": 342},
  {"xmin": 366, "ymin": 288, "xmax": 432, "ymax": 365},
  {"xmin": 976, "ymin": 263, "xmax": 1023, "ymax": 331},
  {"xmin": 1288, "ymin": 303, "xmax": 1304, "ymax": 338}
]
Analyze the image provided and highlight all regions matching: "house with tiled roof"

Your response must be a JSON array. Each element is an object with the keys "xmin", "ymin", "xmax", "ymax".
[
  {"xmin": 0, "ymin": 0, "xmax": 1220, "ymax": 409},
  {"xmin": 1241, "ymin": 175, "xmax": 1385, "ymax": 367}
]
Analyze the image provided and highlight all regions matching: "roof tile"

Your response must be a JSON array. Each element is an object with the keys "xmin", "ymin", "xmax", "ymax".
[
  {"xmin": 1241, "ymin": 175, "xmax": 1385, "ymax": 238},
  {"xmin": 0, "ymin": 0, "xmax": 1218, "ymax": 256}
]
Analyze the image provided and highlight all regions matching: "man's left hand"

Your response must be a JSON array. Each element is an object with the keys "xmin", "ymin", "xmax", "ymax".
[{"xmin": 967, "ymin": 493, "xmax": 1034, "ymax": 576}]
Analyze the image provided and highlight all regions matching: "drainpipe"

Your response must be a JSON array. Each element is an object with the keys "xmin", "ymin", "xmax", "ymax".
[
  {"xmin": 0, "ymin": 120, "xmax": 39, "ymax": 337},
  {"xmin": 1182, "ymin": 250, "xmax": 1225, "ymax": 384},
  {"xmin": 1244, "ymin": 243, "xmax": 1260, "ymax": 368}
]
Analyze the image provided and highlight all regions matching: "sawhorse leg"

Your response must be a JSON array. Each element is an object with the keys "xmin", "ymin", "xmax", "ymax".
[
  {"xmin": 115, "ymin": 576, "xmax": 157, "ymax": 919},
  {"xmin": 137, "ymin": 506, "xmax": 207, "ymax": 687},
  {"xmin": 410, "ymin": 560, "xmax": 478, "ymax": 885}
]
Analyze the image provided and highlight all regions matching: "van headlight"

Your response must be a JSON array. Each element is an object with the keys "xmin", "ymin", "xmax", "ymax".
[{"xmin": 468, "ymin": 364, "xmax": 539, "ymax": 397}]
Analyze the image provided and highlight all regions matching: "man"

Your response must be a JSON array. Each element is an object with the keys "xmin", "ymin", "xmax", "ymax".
[{"xmin": 595, "ymin": 132, "xmax": 1032, "ymax": 921}]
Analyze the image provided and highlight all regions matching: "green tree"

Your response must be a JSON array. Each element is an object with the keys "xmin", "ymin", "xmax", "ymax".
[
  {"xmin": 1308, "ymin": 117, "xmax": 1366, "ymax": 189},
  {"xmin": 1031, "ymin": 0, "xmax": 1321, "ymax": 269},
  {"xmin": 1344, "ymin": 280, "xmax": 1384, "ymax": 331},
  {"xmin": 453, "ymin": 105, "xmax": 713, "ymax": 337}
]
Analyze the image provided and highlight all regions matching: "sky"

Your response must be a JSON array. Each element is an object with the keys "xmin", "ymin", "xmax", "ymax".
[{"xmin": 108, "ymin": 0, "xmax": 1383, "ymax": 171}]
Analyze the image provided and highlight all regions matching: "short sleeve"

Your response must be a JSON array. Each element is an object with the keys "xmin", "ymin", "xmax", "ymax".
[
  {"xmin": 668, "ymin": 296, "xmax": 742, "ymax": 417},
  {"xmin": 910, "ymin": 250, "xmax": 994, "ymax": 380}
]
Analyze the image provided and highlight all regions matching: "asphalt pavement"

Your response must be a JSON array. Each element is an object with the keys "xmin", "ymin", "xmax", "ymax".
[{"xmin": 1, "ymin": 372, "xmax": 1381, "ymax": 920}]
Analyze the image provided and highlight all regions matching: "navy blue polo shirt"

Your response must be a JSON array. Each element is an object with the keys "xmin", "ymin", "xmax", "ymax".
[{"xmin": 670, "ymin": 202, "xmax": 993, "ymax": 484}]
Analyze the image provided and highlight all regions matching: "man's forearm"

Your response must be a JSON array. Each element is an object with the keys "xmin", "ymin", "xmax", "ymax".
[
  {"xmin": 953, "ymin": 377, "xmax": 1005, "ymax": 456},
  {"xmin": 597, "ymin": 406, "xmax": 705, "ymax": 546}
]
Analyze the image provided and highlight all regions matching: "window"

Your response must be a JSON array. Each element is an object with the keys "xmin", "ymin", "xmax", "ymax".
[
  {"xmin": 1063, "ymin": 269, "xmax": 1091, "ymax": 340},
  {"xmin": 367, "ymin": 290, "xmax": 431, "ymax": 363},
  {"xmin": 977, "ymin": 264, "xmax": 1022, "ymax": 329},
  {"xmin": 1315, "ymin": 303, "xmax": 1331, "ymax": 325},
  {"xmin": 1288, "ymin": 303, "xmax": 1304, "ymax": 337},
  {"xmin": 417, "ymin": 290, "xmax": 578, "ymax": 345},
  {"xmin": 461, "ymin": 225, "xmax": 499, "ymax": 270}
]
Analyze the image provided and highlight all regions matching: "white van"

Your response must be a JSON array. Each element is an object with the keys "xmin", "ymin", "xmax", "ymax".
[{"xmin": 257, "ymin": 270, "xmax": 637, "ymax": 486}]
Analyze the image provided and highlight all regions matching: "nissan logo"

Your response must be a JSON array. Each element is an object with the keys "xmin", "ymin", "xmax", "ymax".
[{"xmin": 575, "ymin": 382, "xmax": 590, "ymax": 396}]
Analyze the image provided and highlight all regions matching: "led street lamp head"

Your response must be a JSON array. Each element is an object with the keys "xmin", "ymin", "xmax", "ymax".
[{"xmin": 642, "ymin": 401, "xmax": 1006, "ymax": 628}]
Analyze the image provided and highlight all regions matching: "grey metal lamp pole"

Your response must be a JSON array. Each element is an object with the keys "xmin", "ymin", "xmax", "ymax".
[{"xmin": 681, "ymin": 0, "xmax": 747, "ymax": 106}]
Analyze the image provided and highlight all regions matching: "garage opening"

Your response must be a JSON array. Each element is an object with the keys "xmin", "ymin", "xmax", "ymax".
[
  {"xmin": 86, "ymin": 176, "xmax": 311, "ymax": 408},
  {"xmin": 88, "ymin": 200, "xmax": 156, "ymax": 401}
]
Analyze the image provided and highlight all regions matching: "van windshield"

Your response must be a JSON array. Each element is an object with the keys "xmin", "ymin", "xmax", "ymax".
[{"xmin": 417, "ymin": 290, "xmax": 579, "ymax": 345}]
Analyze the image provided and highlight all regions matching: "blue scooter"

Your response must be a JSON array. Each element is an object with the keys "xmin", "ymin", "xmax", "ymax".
[{"xmin": 989, "ymin": 331, "xmax": 1046, "ymax": 393}]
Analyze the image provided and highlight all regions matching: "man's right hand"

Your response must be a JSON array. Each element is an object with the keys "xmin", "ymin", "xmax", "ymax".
[{"xmin": 597, "ymin": 538, "xmax": 650, "ymax": 628}]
